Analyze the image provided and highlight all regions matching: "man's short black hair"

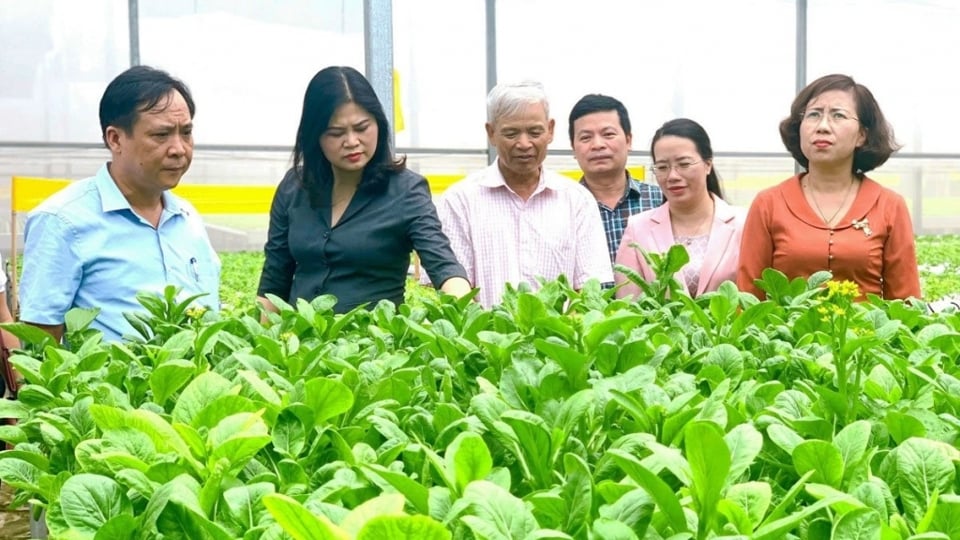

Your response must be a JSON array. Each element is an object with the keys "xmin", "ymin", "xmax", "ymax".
[
  {"xmin": 98, "ymin": 65, "xmax": 195, "ymax": 145},
  {"xmin": 568, "ymin": 94, "xmax": 631, "ymax": 144}
]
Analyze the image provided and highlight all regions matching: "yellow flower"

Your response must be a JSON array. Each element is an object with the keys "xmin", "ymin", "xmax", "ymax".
[
  {"xmin": 185, "ymin": 305, "xmax": 208, "ymax": 320},
  {"xmin": 825, "ymin": 280, "xmax": 861, "ymax": 300}
]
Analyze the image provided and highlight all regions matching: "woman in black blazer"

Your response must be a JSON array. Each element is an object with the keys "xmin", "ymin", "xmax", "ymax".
[{"xmin": 257, "ymin": 66, "xmax": 470, "ymax": 314}]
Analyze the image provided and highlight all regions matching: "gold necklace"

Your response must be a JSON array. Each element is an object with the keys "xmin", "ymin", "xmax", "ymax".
[{"xmin": 805, "ymin": 179, "xmax": 856, "ymax": 227}]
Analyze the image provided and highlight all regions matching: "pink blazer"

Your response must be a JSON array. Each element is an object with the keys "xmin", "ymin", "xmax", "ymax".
[{"xmin": 614, "ymin": 197, "xmax": 746, "ymax": 298}]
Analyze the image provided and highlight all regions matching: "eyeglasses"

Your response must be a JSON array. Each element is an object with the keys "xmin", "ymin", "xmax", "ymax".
[
  {"xmin": 651, "ymin": 160, "xmax": 702, "ymax": 177},
  {"xmin": 801, "ymin": 109, "xmax": 860, "ymax": 125}
]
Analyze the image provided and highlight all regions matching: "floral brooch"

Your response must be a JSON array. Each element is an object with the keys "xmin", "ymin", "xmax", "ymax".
[{"xmin": 851, "ymin": 218, "xmax": 872, "ymax": 237}]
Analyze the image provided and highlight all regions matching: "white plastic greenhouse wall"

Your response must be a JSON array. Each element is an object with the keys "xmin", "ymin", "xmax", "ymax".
[{"xmin": 1, "ymin": 0, "xmax": 959, "ymax": 253}]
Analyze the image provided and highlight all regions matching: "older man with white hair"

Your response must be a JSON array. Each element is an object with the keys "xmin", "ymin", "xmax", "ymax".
[{"xmin": 432, "ymin": 81, "xmax": 612, "ymax": 307}]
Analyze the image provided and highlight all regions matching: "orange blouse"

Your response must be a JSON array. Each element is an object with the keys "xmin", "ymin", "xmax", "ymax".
[{"xmin": 737, "ymin": 175, "xmax": 921, "ymax": 300}]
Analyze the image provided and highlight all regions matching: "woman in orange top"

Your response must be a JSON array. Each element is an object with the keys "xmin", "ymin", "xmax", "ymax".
[{"xmin": 737, "ymin": 74, "xmax": 920, "ymax": 300}]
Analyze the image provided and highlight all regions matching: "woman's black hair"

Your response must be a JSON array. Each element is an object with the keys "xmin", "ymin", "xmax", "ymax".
[
  {"xmin": 651, "ymin": 118, "xmax": 724, "ymax": 199},
  {"xmin": 292, "ymin": 66, "xmax": 405, "ymax": 205}
]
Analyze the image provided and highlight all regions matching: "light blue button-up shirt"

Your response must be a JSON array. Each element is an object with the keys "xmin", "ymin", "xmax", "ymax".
[{"xmin": 20, "ymin": 164, "xmax": 220, "ymax": 342}]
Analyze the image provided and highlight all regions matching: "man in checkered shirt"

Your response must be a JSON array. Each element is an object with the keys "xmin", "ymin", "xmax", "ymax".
[{"xmin": 569, "ymin": 94, "xmax": 663, "ymax": 263}]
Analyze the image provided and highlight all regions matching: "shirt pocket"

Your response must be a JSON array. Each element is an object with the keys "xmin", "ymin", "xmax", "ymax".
[{"xmin": 186, "ymin": 251, "xmax": 220, "ymax": 305}]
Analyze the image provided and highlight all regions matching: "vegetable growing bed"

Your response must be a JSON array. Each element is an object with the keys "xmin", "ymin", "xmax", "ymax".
[
  {"xmin": 1, "ymin": 247, "xmax": 960, "ymax": 539},
  {"xmin": 217, "ymin": 232, "xmax": 960, "ymax": 317}
]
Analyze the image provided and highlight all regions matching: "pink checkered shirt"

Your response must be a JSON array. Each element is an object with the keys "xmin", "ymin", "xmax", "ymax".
[{"xmin": 430, "ymin": 162, "xmax": 613, "ymax": 308}]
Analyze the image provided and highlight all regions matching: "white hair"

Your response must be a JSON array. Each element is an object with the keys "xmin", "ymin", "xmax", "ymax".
[{"xmin": 486, "ymin": 81, "xmax": 550, "ymax": 124}]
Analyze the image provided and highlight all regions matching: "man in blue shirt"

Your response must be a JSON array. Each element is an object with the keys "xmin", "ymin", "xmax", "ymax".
[
  {"xmin": 19, "ymin": 66, "xmax": 220, "ymax": 342},
  {"xmin": 569, "ymin": 94, "xmax": 663, "ymax": 263}
]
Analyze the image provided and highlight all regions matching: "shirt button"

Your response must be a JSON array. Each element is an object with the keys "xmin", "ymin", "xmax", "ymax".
[{"xmin": 829, "ymin": 255, "xmax": 834, "ymax": 260}]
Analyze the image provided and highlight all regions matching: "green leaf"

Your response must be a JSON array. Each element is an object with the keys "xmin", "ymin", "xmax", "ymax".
[
  {"xmin": 596, "ymin": 488, "xmax": 653, "ymax": 536},
  {"xmin": 589, "ymin": 518, "xmax": 640, "ymax": 540},
  {"xmin": 237, "ymin": 369, "xmax": 282, "ymax": 405},
  {"xmin": 608, "ymin": 449, "xmax": 688, "ymax": 533},
  {"xmin": 833, "ymin": 420, "xmax": 871, "ymax": 475},
  {"xmin": 927, "ymin": 495, "xmax": 960, "ymax": 538},
  {"xmin": 716, "ymin": 498, "xmax": 752, "ymax": 535},
  {"xmin": 115, "ymin": 468, "xmax": 158, "ymax": 499},
  {"xmin": 273, "ymin": 409, "xmax": 307, "ymax": 458},
  {"xmin": 2, "ymin": 321, "xmax": 59, "ymax": 348},
  {"xmin": 139, "ymin": 473, "xmax": 199, "ymax": 534},
  {"xmin": 514, "ymin": 293, "xmax": 548, "ymax": 333},
  {"xmin": 759, "ymin": 470, "xmax": 815, "ymax": 528},
  {"xmin": 0, "ymin": 449, "xmax": 49, "ymax": 473},
  {"xmin": 458, "ymin": 481, "xmax": 537, "ymax": 540},
  {"xmin": 726, "ymin": 481, "xmax": 772, "ymax": 530},
  {"xmin": 223, "ymin": 482, "xmax": 275, "ymax": 531},
  {"xmin": 805, "ymin": 483, "xmax": 868, "ymax": 515},
  {"xmin": 686, "ymin": 421, "xmax": 730, "ymax": 535},
  {"xmin": 89, "ymin": 405, "xmax": 201, "ymax": 472},
  {"xmin": 886, "ymin": 410, "xmax": 926, "ymax": 445},
  {"xmin": 767, "ymin": 423, "xmax": 804, "ymax": 455},
  {"xmin": 533, "ymin": 337, "xmax": 589, "ymax": 388},
  {"xmin": 0, "ymin": 457, "xmax": 43, "ymax": 495},
  {"xmin": 304, "ymin": 377, "xmax": 355, "ymax": 425},
  {"xmin": 60, "ymin": 473, "xmax": 133, "ymax": 536},
  {"xmin": 582, "ymin": 312, "xmax": 644, "ymax": 353},
  {"xmin": 173, "ymin": 423, "xmax": 207, "ymax": 463},
  {"xmin": 864, "ymin": 364, "xmax": 902, "ymax": 403},
  {"xmin": 94, "ymin": 514, "xmax": 137, "ymax": 540},
  {"xmin": 172, "ymin": 371, "xmax": 238, "ymax": 426},
  {"xmin": 500, "ymin": 410, "xmax": 553, "ymax": 489},
  {"xmin": 158, "ymin": 499, "xmax": 236, "ymax": 540},
  {"xmin": 753, "ymin": 495, "xmax": 840, "ymax": 540},
  {"xmin": 528, "ymin": 492, "xmax": 566, "ymax": 530},
  {"xmin": 725, "ymin": 423, "xmax": 762, "ymax": 481},
  {"xmin": 357, "ymin": 515, "xmax": 451, "ymax": 540},
  {"xmin": 0, "ymin": 399, "xmax": 30, "ymax": 420},
  {"xmin": 897, "ymin": 438, "xmax": 956, "ymax": 526},
  {"xmin": 851, "ymin": 479, "xmax": 893, "ymax": 522},
  {"xmin": 663, "ymin": 243, "xmax": 691, "ymax": 274},
  {"xmin": 192, "ymin": 394, "xmax": 262, "ymax": 430},
  {"xmin": 446, "ymin": 431, "xmax": 493, "ymax": 493},
  {"xmin": 832, "ymin": 507, "xmax": 882, "ymax": 540},
  {"xmin": 362, "ymin": 464, "xmax": 431, "ymax": 515},
  {"xmin": 339, "ymin": 493, "xmax": 406, "ymax": 537},
  {"xmin": 208, "ymin": 412, "xmax": 272, "ymax": 470},
  {"xmin": 562, "ymin": 453, "xmax": 593, "ymax": 535},
  {"xmin": 263, "ymin": 493, "xmax": 350, "ymax": 540},
  {"xmin": 704, "ymin": 344, "xmax": 744, "ymax": 382},
  {"xmin": 149, "ymin": 360, "xmax": 196, "ymax": 405},
  {"xmin": 0, "ymin": 425, "xmax": 27, "ymax": 445},
  {"xmin": 552, "ymin": 389, "xmax": 595, "ymax": 438},
  {"xmin": 793, "ymin": 439, "xmax": 844, "ymax": 488}
]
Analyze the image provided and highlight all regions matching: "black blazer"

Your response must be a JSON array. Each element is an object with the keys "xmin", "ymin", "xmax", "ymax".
[{"xmin": 257, "ymin": 168, "xmax": 467, "ymax": 313}]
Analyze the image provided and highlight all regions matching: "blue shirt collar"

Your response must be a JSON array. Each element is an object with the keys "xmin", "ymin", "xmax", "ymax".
[{"xmin": 96, "ymin": 163, "xmax": 185, "ymax": 215}]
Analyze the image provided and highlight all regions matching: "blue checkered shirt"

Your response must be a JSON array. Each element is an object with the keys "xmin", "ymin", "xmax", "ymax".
[{"xmin": 580, "ymin": 172, "xmax": 664, "ymax": 263}]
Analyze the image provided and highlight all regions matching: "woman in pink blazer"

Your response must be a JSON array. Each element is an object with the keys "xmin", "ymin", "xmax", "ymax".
[{"xmin": 615, "ymin": 118, "xmax": 746, "ymax": 298}]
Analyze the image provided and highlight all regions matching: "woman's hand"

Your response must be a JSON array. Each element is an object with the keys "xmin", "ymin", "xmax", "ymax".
[{"xmin": 439, "ymin": 277, "xmax": 472, "ymax": 299}]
